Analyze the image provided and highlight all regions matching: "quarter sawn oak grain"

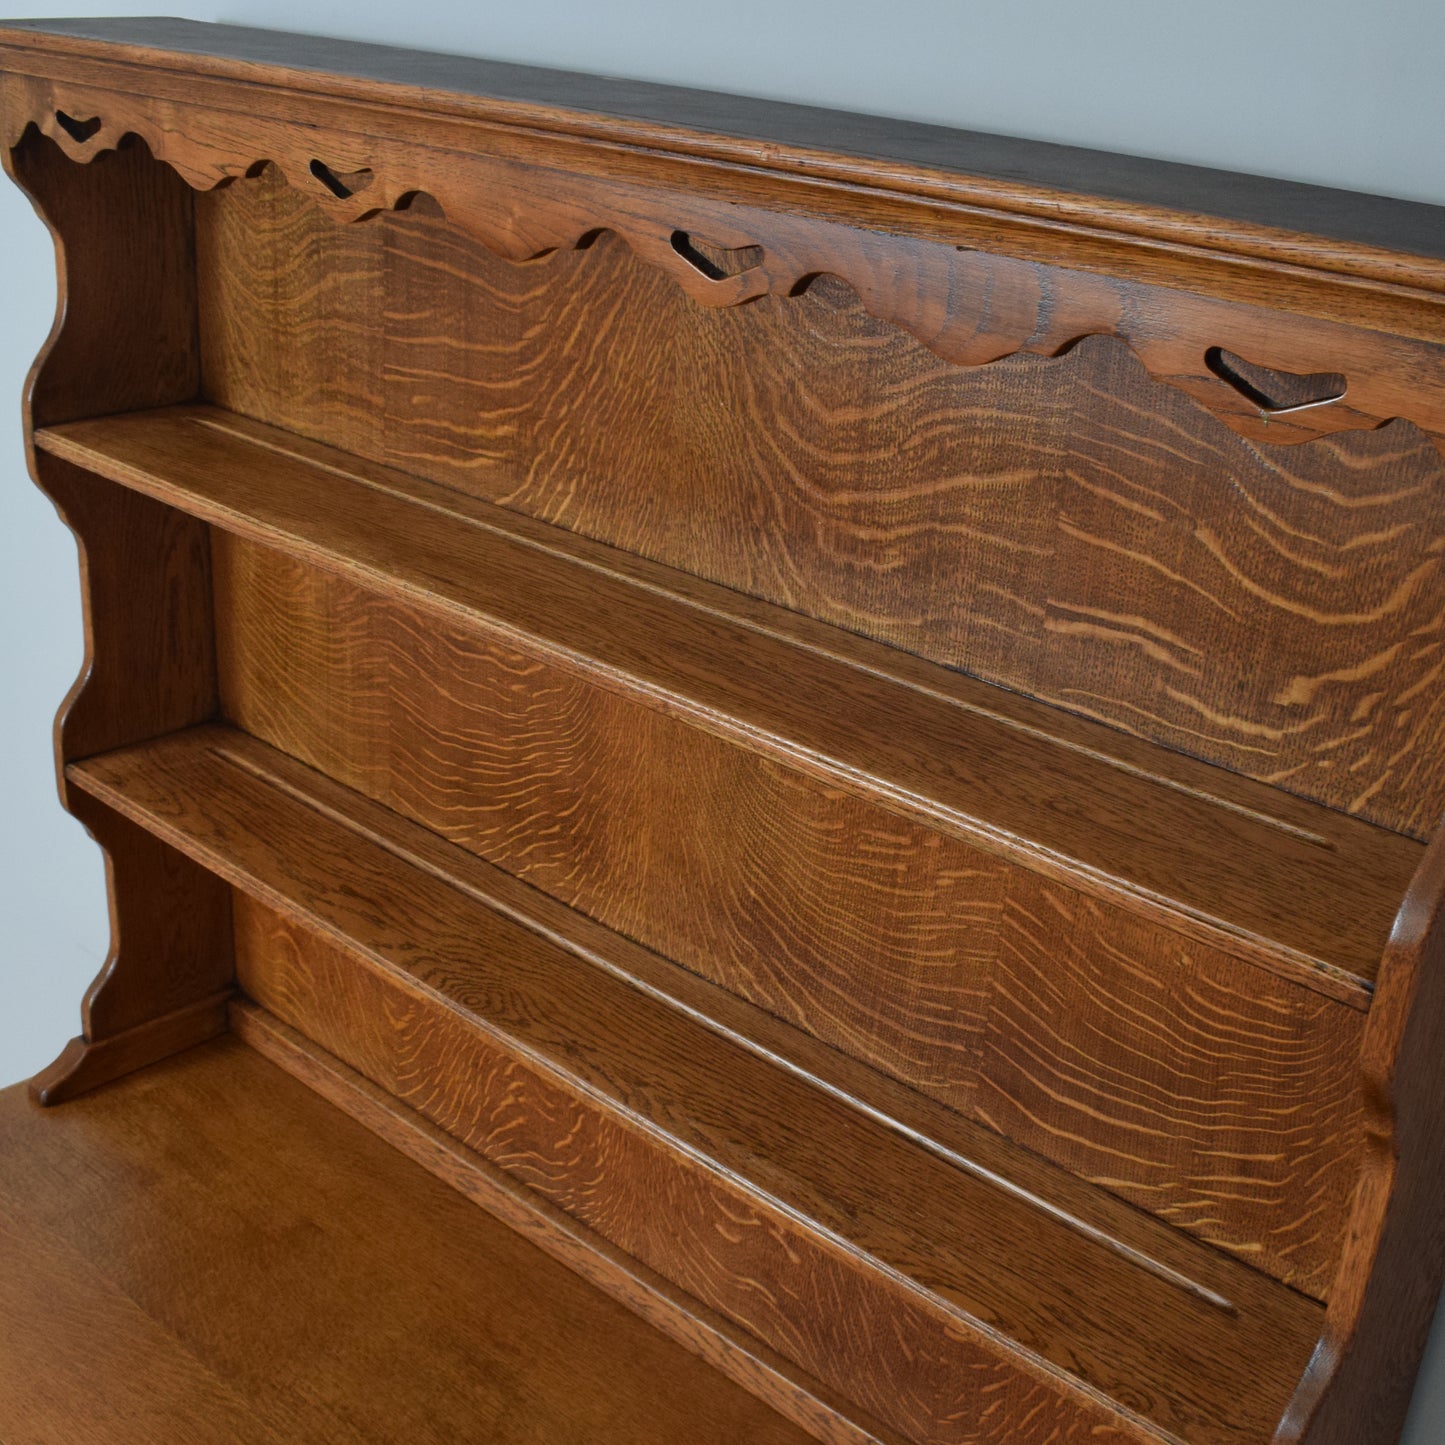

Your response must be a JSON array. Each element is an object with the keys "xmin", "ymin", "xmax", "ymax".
[
  {"xmin": 6, "ymin": 17, "xmax": 1445, "ymax": 1445},
  {"xmin": 65, "ymin": 723, "xmax": 1324, "ymax": 1445},
  {"xmin": 208, "ymin": 531, "xmax": 1369, "ymax": 1295},
  {"xmin": 195, "ymin": 178, "xmax": 1445, "ymax": 840},
  {"xmin": 36, "ymin": 404, "xmax": 1422, "ymax": 995}
]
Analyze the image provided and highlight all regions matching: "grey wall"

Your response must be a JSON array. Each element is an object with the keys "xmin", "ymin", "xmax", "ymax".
[{"xmin": 1, "ymin": 3, "xmax": 1443, "ymax": 1437}]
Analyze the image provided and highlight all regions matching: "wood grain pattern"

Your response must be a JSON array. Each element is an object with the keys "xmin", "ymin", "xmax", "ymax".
[
  {"xmin": 231, "ymin": 1003, "xmax": 904, "ymax": 1445},
  {"xmin": 61, "ymin": 792, "xmax": 232, "ymax": 1041},
  {"xmin": 1, "ymin": 125, "xmax": 229, "ymax": 1096},
  {"xmin": 194, "ymin": 174, "xmax": 1445, "ymax": 839},
  {"xmin": 6, "ymin": 30, "xmax": 1445, "ymax": 358},
  {"xmin": 6, "ymin": 124, "xmax": 198, "ymax": 433},
  {"xmin": 227, "ymin": 907, "xmax": 1242, "ymax": 1445},
  {"xmin": 17, "ymin": 495, "xmax": 230, "ymax": 1094},
  {"xmin": 205, "ymin": 729, "xmax": 1332, "ymax": 1328},
  {"xmin": 0, "ymin": 1037, "xmax": 818, "ymax": 1445},
  {"xmin": 7, "ymin": 23, "xmax": 1445, "ymax": 1442},
  {"xmin": 29, "ymin": 991, "xmax": 232, "ymax": 1106},
  {"xmin": 209, "ymin": 533, "xmax": 1370, "ymax": 1295},
  {"xmin": 62, "ymin": 722, "xmax": 1325, "ymax": 1445},
  {"xmin": 21, "ymin": 450, "xmax": 222, "ymax": 1070},
  {"xmin": 971, "ymin": 870, "xmax": 1365, "ymax": 1284},
  {"xmin": 5, "ymin": 16, "xmax": 1444, "ymax": 271},
  {"xmin": 38, "ymin": 406, "xmax": 1423, "ymax": 999},
  {"xmin": 1279, "ymin": 821, "xmax": 1445, "ymax": 1443},
  {"xmin": 0, "ymin": 1195, "xmax": 286, "ymax": 1445},
  {"xmin": 193, "ymin": 151, "xmax": 1445, "ymax": 451},
  {"xmin": 9, "ymin": 74, "xmax": 1445, "ymax": 451},
  {"xmin": 33, "ymin": 454, "xmax": 217, "ymax": 773}
]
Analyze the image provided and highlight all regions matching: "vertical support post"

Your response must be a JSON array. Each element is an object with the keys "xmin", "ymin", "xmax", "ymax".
[
  {"xmin": 1279, "ymin": 825, "xmax": 1445, "ymax": 1443},
  {"xmin": 4, "ymin": 116, "xmax": 233, "ymax": 1103}
]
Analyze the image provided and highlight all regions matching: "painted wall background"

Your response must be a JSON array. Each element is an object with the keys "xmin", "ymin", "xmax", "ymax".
[{"xmin": 1, "ymin": 3, "xmax": 1442, "ymax": 1435}]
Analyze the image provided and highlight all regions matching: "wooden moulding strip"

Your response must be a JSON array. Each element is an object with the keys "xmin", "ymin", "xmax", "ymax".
[
  {"xmin": 2, "ymin": 19, "xmax": 1444, "ymax": 303},
  {"xmin": 29, "ymin": 990, "xmax": 234, "ymax": 1106}
]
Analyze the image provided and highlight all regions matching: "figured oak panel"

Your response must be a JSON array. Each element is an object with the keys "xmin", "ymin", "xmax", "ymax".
[
  {"xmin": 213, "ymin": 532, "xmax": 1368, "ymax": 1296},
  {"xmin": 44, "ymin": 403, "xmax": 1422, "ymax": 995},
  {"xmin": 61, "ymin": 727, "xmax": 1185, "ymax": 1445},
  {"xmin": 17, "ymin": 80, "xmax": 1445, "ymax": 451},
  {"xmin": 2, "ymin": 25, "xmax": 1445, "ymax": 1445},
  {"xmin": 977, "ymin": 871, "xmax": 1367, "ymax": 1289},
  {"xmin": 62, "ymin": 707, "xmax": 1322, "ymax": 1444},
  {"xmin": 196, "ymin": 173, "xmax": 1445, "ymax": 839},
  {"xmin": 4, "ymin": 17, "xmax": 1445, "ymax": 1445},
  {"xmin": 73, "ymin": 722, "xmax": 1323, "ymax": 1445},
  {"xmin": 213, "ymin": 533, "xmax": 1002, "ymax": 1094},
  {"xmin": 232, "ymin": 893, "xmax": 1315, "ymax": 1445}
]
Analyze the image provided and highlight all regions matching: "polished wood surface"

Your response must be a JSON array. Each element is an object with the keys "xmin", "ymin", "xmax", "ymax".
[
  {"xmin": 5, "ymin": 18, "xmax": 1445, "ymax": 1445},
  {"xmin": 37, "ymin": 405, "xmax": 1422, "ymax": 994},
  {"xmin": 4, "ymin": 15, "xmax": 1445, "ymax": 279},
  {"xmin": 1282, "ymin": 821, "xmax": 1445, "ymax": 1443},
  {"xmin": 7, "ymin": 60, "xmax": 1445, "ymax": 433},
  {"xmin": 1, "ymin": 125, "xmax": 230, "ymax": 1089},
  {"xmin": 204, "ymin": 533, "xmax": 1370, "ymax": 1293},
  {"xmin": 7, "ymin": 126, "xmax": 197, "ymax": 433},
  {"xmin": 27, "ymin": 991, "xmax": 232, "ymax": 1105},
  {"xmin": 192, "ymin": 180, "xmax": 1445, "ymax": 842},
  {"xmin": 184, "ymin": 140, "xmax": 1445, "ymax": 453},
  {"xmin": 230, "ymin": 1003, "xmax": 902, "ymax": 1445},
  {"xmin": 0, "ymin": 1037, "xmax": 817, "ymax": 1445},
  {"xmin": 65, "ymin": 723, "xmax": 1323, "ymax": 1445}
]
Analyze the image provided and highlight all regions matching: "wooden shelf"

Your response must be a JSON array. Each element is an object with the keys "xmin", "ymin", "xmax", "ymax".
[
  {"xmin": 67, "ymin": 722, "xmax": 1325, "ymax": 1445},
  {"xmin": 9, "ymin": 20, "xmax": 1445, "ymax": 1441},
  {"xmin": 0, "ymin": 1034, "xmax": 816, "ymax": 1445},
  {"xmin": 37, "ymin": 405, "xmax": 1423, "ymax": 1000}
]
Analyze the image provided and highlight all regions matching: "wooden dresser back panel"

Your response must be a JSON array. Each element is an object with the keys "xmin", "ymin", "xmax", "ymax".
[
  {"xmin": 197, "ymin": 172, "xmax": 1445, "ymax": 841},
  {"xmin": 8, "ymin": 15, "xmax": 1445, "ymax": 1439},
  {"xmin": 213, "ymin": 530, "xmax": 1368, "ymax": 1298}
]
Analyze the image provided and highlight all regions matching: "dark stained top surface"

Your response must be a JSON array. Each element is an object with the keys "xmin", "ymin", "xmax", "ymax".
[{"xmin": 1, "ymin": 15, "xmax": 1442, "ymax": 261}]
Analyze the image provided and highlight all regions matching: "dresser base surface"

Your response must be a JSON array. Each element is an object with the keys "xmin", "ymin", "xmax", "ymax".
[{"xmin": 0, "ymin": 1035, "xmax": 817, "ymax": 1445}]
